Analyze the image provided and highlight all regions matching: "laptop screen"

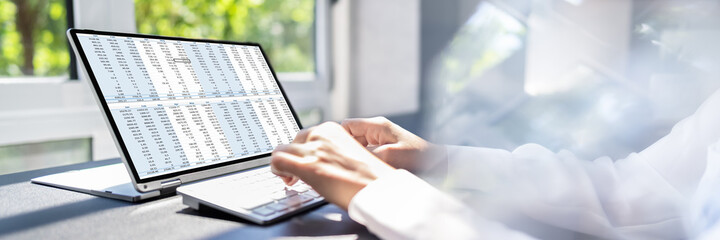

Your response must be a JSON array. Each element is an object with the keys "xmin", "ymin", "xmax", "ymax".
[{"xmin": 74, "ymin": 32, "xmax": 301, "ymax": 180}]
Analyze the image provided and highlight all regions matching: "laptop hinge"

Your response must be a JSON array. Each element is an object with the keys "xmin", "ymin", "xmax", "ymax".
[{"xmin": 160, "ymin": 179, "xmax": 182, "ymax": 189}]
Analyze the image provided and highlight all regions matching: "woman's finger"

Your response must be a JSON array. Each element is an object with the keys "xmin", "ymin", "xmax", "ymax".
[
  {"xmin": 274, "ymin": 143, "xmax": 314, "ymax": 157},
  {"xmin": 354, "ymin": 136, "xmax": 369, "ymax": 146},
  {"xmin": 292, "ymin": 126, "xmax": 316, "ymax": 143},
  {"xmin": 270, "ymin": 147, "xmax": 320, "ymax": 186}
]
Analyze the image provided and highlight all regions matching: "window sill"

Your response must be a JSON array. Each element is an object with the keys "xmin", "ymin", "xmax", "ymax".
[
  {"xmin": 277, "ymin": 72, "xmax": 316, "ymax": 82},
  {"xmin": 0, "ymin": 76, "xmax": 72, "ymax": 84}
]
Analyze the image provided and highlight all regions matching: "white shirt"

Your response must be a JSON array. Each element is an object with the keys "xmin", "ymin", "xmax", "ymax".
[{"xmin": 347, "ymin": 89, "xmax": 720, "ymax": 240}]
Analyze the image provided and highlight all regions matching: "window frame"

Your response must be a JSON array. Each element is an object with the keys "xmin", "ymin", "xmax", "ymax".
[{"xmin": 277, "ymin": 0, "xmax": 332, "ymax": 119}]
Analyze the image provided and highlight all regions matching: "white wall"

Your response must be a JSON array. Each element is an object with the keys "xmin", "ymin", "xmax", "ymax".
[
  {"xmin": 330, "ymin": 0, "xmax": 352, "ymax": 120},
  {"xmin": 331, "ymin": 0, "xmax": 421, "ymax": 119}
]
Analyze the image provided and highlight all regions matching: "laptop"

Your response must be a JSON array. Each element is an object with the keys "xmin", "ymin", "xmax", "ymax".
[{"xmin": 42, "ymin": 28, "xmax": 324, "ymax": 224}]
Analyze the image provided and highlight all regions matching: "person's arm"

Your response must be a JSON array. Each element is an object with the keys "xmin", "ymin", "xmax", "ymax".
[
  {"xmin": 437, "ymin": 90, "xmax": 720, "ymax": 239},
  {"xmin": 438, "ymin": 144, "xmax": 688, "ymax": 239},
  {"xmin": 270, "ymin": 122, "xmax": 536, "ymax": 239},
  {"xmin": 271, "ymin": 87, "xmax": 720, "ymax": 239},
  {"xmin": 348, "ymin": 168, "xmax": 536, "ymax": 240}
]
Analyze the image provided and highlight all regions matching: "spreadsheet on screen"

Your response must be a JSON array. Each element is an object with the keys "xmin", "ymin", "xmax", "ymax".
[{"xmin": 77, "ymin": 34, "xmax": 300, "ymax": 179}]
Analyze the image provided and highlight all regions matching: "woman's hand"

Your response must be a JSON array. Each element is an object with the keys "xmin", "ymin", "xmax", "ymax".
[
  {"xmin": 341, "ymin": 117, "xmax": 446, "ymax": 173},
  {"xmin": 270, "ymin": 121, "xmax": 395, "ymax": 210}
]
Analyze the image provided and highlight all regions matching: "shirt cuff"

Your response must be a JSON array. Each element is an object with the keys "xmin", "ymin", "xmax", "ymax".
[
  {"xmin": 348, "ymin": 169, "xmax": 468, "ymax": 239},
  {"xmin": 347, "ymin": 168, "xmax": 535, "ymax": 240}
]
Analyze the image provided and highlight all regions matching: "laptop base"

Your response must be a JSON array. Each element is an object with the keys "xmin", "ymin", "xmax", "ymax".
[
  {"xmin": 31, "ymin": 163, "xmax": 169, "ymax": 202},
  {"xmin": 178, "ymin": 165, "xmax": 326, "ymax": 225}
]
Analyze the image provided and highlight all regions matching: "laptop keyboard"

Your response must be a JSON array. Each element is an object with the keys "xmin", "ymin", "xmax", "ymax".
[
  {"xmin": 217, "ymin": 166, "xmax": 320, "ymax": 212},
  {"xmin": 178, "ymin": 165, "xmax": 325, "ymax": 224},
  {"xmin": 183, "ymin": 165, "xmax": 324, "ymax": 222}
]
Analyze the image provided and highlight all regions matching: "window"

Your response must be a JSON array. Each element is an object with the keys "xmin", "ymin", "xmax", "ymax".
[
  {"xmin": 134, "ymin": 0, "xmax": 315, "ymax": 73},
  {"xmin": 0, "ymin": 0, "xmax": 70, "ymax": 77}
]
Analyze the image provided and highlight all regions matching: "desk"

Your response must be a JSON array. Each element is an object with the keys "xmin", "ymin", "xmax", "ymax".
[{"xmin": 0, "ymin": 159, "xmax": 377, "ymax": 239}]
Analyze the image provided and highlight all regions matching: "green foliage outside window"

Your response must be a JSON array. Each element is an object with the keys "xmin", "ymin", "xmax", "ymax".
[
  {"xmin": 135, "ymin": 0, "xmax": 315, "ymax": 73},
  {"xmin": 0, "ymin": 0, "xmax": 69, "ymax": 77}
]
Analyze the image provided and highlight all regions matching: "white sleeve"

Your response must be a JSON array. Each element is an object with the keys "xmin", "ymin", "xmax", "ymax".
[
  {"xmin": 348, "ymin": 169, "xmax": 537, "ymax": 240},
  {"xmin": 441, "ymin": 89, "xmax": 720, "ymax": 239},
  {"xmin": 346, "ymin": 89, "xmax": 720, "ymax": 239}
]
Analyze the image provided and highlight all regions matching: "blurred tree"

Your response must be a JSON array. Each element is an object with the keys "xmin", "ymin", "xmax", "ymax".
[
  {"xmin": 0, "ymin": 0, "xmax": 313, "ymax": 77},
  {"xmin": 0, "ymin": 0, "xmax": 69, "ymax": 77},
  {"xmin": 134, "ymin": 0, "xmax": 315, "ymax": 72},
  {"xmin": 13, "ymin": 0, "xmax": 40, "ymax": 75}
]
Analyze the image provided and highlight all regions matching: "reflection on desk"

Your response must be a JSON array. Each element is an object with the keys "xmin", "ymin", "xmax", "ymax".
[{"xmin": 0, "ymin": 158, "xmax": 377, "ymax": 239}]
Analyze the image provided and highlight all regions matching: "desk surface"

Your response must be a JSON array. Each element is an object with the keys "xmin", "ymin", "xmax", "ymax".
[{"xmin": 0, "ymin": 159, "xmax": 377, "ymax": 239}]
